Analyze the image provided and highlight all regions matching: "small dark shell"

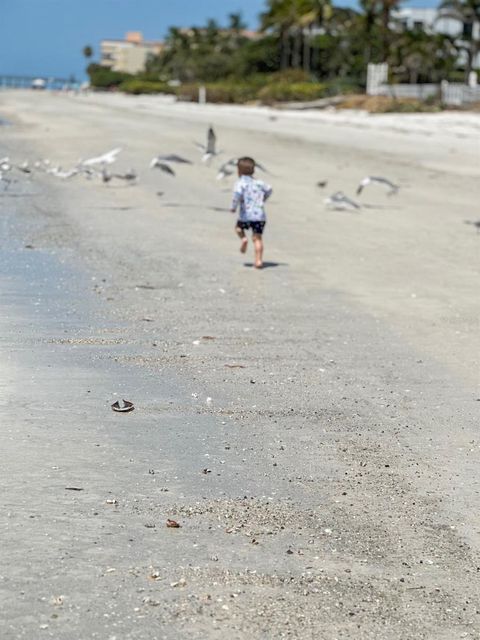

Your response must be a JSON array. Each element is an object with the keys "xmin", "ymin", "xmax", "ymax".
[{"xmin": 111, "ymin": 399, "xmax": 134, "ymax": 413}]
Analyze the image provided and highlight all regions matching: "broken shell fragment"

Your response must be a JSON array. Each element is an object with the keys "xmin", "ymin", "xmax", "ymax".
[{"xmin": 166, "ymin": 519, "xmax": 181, "ymax": 528}]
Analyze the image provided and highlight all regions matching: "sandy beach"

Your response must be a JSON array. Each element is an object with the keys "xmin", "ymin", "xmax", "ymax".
[{"xmin": 0, "ymin": 90, "xmax": 479, "ymax": 639}]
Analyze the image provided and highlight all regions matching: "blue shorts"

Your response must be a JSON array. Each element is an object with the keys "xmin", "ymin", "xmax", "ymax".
[{"xmin": 236, "ymin": 220, "xmax": 266, "ymax": 235}]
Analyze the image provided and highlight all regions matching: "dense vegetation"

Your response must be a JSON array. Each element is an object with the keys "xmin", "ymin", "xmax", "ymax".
[{"xmin": 86, "ymin": 0, "xmax": 479, "ymax": 104}]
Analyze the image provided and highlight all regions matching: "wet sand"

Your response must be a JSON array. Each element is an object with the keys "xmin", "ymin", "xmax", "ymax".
[{"xmin": 0, "ymin": 90, "xmax": 479, "ymax": 640}]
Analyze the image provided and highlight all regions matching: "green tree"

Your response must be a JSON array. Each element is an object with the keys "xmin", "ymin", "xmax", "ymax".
[
  {"xmin": 261, "ymin": 0, "xmax": 333, "ymax": 71},
  {"xmin": 228, "ymin": 12, "xmax": 247, "ymax": 32},
  {"xmin": 146, "ymin": 15, "xmax": 251, "ymax": 83},
  {"xmin": 390, "ymin": 29, "xmax": 458, "ymax": 82},
  {"xmin": 232, "ymin": 36, "xmax": 281, "ymax": 75},
  {"xmin": 261, "ymin": 0, "xmax": 298, "ymax": 69}
]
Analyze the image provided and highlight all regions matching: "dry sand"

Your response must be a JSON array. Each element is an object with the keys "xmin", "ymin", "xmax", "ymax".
[{"xmin": 0, "ymin": 90, "xmax": 479, "ymax": 639}]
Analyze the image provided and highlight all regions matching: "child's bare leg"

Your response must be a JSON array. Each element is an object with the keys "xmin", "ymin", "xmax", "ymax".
[
  {"xmin": 235, "ymin": 226, "xmax": 248, "ymax": 253},
  {"xmin": 252, "ymin": 234, "xmax": 263, "ymax": 268}
]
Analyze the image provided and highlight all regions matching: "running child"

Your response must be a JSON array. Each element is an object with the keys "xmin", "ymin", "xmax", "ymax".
[{"xmin": 230, "ymin": 157, "xmax": 272, "ymax": 269}]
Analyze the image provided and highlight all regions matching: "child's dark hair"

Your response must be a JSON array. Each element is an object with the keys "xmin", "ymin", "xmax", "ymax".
[{"xmin": 237, "ymin": 157, "xmax": 255, "ymax": 176}]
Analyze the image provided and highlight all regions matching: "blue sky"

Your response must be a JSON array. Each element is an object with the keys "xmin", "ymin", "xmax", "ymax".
[{"xmin": 1, "ymin": 0, "xmax": 439, "ymax": 81}]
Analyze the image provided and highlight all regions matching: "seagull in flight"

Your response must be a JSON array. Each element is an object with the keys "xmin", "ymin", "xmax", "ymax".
[
  {"xmin": 216, "ymin": 157, "xmax": 269, "ymax": 180},
  {"xmin": 81, "ymin": 147, "xmax": 122, "ymax": 167},
  {"xmin": 195, "ymin": 126, "xmax": 218, "ymax": 163},
  {"xmin": 464, "ymin": 220, "xmax": 480, "ymax": 233},
  {"xmin": 152, "ymin": 154, "xmax": 192, "ymax": 165},
  {"xmin": 324, "ymin": 191, "xmax": 361, "ymax": 211},
  {"xmin": 254, "ymin": 160, "xmax": 269, "ymax": 174},
  {"xmin": 216, "ymin": 158, "xmax": 237, "ymax": 180},
  {"xmin": 357, "ymin": 176, "xmax": 399, "ymax": 196},
  {"xmin": 149, "ymin": 159, "xmax": 175, "ymax": 176}
]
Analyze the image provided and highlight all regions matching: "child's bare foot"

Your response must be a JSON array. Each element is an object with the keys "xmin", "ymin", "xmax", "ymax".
[
  {"xmin": 240, "ymin": 238, "xmax": 248, "ymax": 253},
  {"xmin": 254, "ymin": 261, "xmax": 263, "ymax": 269}
]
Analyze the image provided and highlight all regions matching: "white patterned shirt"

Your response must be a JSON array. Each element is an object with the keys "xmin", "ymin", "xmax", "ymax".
[{"xmin": 231, "ymin": 176, "xmax": 272, "ymax": 222}]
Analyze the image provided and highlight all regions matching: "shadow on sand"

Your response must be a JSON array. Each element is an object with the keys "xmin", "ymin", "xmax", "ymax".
[{"xmin": 243, "ymin": 261, "xmax": 287, "ymax": 269}]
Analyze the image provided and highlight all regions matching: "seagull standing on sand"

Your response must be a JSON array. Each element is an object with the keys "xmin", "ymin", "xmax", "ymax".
[
  {"xmin": 101, "ymin": 167, "xmax": 113, "ymax": 184},
  {"xmin": 80, "ymin": 166, "xmax": 97, "ymax": 180},
  {"xmin": 0, "ymin": 157, "xmax": 12, "ymax": 173},
  {"xmin": 47, "ymin": 166, "xmax": 79, "ymax": 179},
  {"xmin": 324, "ymin": 191, "xmax": 361, "ymax": 211},
  {"xmin": 0, "ymin": 172, "xmax": 12, "ymax": 190},
  {"xmin": 114, "ymin": 169, "xmax": 138, "ymax": 184},
  {"xmin": 357, "ymin": 176, "xmax": 399, "ymax": 196},
  {"xmin": 16, "ymin": 161, "xmax": 32, "ymax": 174},
  {"xmin": 34, "ymin": 159, "xmax": 51, "ymax": 172}
]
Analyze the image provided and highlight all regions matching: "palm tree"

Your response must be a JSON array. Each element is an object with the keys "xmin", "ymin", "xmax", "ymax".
[
  {"xmin": 438, "ymin": 0, "xmax": 480, "ymax": 80},
  {"xmin": 296, "ymin": 0, "xmax": 333, "ymax": 72},
  {"xmin": 228, "ymin": 12, "xmax": 247, "ymax": 32},
  {"xmin": 380, "ymin": 0, "xmax": 404, "ymax": 61},
  {"xmin": 227, "ymin": 12, "xmax": 247, "ymax": 49},
  {"xmin": 359, "ymin": 0, "xmax": 378, "ymax": 63},
  {"xmin": 262, "ymin": 0, "xmax": 332, "ymax": 70},
  {"xmin": 261, "ymin": 0, "xmax": 298, "ymax": 68}
]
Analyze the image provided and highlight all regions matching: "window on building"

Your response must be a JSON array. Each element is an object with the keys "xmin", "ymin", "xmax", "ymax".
[
  {"xmin": 463, "ymin": 22, "xmax": 473, "ymax": 38},
  {"xmin": 413, "ymin": 20, "xmax": 424, "ymax": 31}
]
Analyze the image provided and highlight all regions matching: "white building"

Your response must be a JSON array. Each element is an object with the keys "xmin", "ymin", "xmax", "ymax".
[
  {"xmin": 100, "ymin": 32, "xmax": 163, "ymax": 75},
  {"xmin": 392, "ymin": 7, "xmax": 480, "ymax": 66}
]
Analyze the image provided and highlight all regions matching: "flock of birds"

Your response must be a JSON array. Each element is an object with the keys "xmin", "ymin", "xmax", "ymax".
[
  {"xmin": 1, "ymin": 123, "xmax": 478, "ymax": 231},
  {"xmin": 322, "ymin": 175, "xmax": 399, "ymax": 211},
  {"xmin": 0, "ymin": 126, "xmax": 267, "ymax": 193}
]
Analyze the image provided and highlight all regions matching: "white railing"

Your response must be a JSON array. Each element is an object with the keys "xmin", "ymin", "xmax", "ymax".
[
  {"xmin": 441, "ymin": 82, "xmax": 480, "ymax": 105},
  {"xmin": 376, "ymin": 83, "xmax": 439, "ymax": 100},
  {"xmin": 366, "ymin": 63, "xmax": 480, "ymax": 105}
]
